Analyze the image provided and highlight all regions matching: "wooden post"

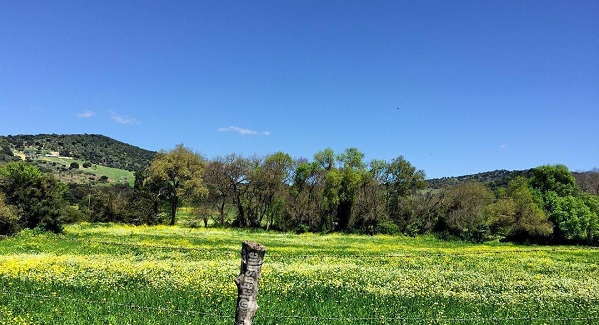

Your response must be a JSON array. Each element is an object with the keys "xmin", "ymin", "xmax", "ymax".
[{"xmin": 234, "ymin": 241, "xmax": 266, "ymax": 325}]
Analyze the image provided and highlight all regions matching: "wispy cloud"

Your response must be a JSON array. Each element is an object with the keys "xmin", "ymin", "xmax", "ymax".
[
  {"xmin": 218, "ymin": 126, "xmax": 259, "ymax": 136},
  {"xmin": 110, "ymin": 110, "xmax": 141, "ymax": 125},
  {"xmin": 500, "ymin": 144, "xmax": 508, "ymax": 150},
  {"xmin": 77, "ymin": 111, "xmax": 95, "ymax": 118},
  {"xmin": 262, "ymin": 131, "xmax": 271, "ymax": 136}
]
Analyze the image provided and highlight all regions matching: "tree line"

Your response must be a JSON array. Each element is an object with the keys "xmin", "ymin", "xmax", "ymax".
[{"xmin": 1, "ymin": 144, "xmax": 598, "ymax": 245}]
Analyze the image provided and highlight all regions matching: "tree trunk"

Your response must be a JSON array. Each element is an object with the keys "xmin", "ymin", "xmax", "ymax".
[
  {"xmin": 219, "ymin": 200, "xmax": 226, "ymax": 226},
  {"xmin": 169, "ymin": 196, "xmax": 178, "ymax": 226},
  {"xmin": 234, "ymin": 241, "xmax": 266, "ymax": 325}
]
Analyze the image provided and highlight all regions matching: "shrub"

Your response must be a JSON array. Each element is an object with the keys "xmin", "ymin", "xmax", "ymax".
[{"xmin": 0, "ymin": 193, "xmax": 20, "ymax": 236}]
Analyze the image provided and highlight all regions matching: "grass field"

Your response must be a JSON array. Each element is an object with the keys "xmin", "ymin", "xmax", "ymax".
[
  {"xmin": 1, "ymin": 224, "xmax": 598, "ymax": 324},
  {"xmin": 36, "ymin": 157, "xmax": 135, "ymax": 187}
]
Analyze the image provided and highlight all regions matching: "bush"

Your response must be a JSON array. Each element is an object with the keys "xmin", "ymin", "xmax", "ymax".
[
  {"xmin": 0, "ymin": 162, "xmax": 68, "ymax": 234},
  {"xmin": 0, "ymin": 193, "xmax": 20, "ymax": 236},
  {"xmin": 376, "ymin": 220, "xmax": 400, "ymax": 235}
]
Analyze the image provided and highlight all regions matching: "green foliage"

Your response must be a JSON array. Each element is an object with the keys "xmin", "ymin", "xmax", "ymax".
[
  {"xmin": 0, "ymin": 137, "xmax": 18, "ymax": 163},
  {"xmin": 0, "ymin": 161, "xmax": 68, "ymax": 233},
  {"xmin": 78, "ymin": 185, "xmax": 161, "ymax": 225},
  {"xmin": 530, "ymin": 164, "xmax": 599, "ymax": 244},
  {"xmin": 580, "ymin": 193, "xmax": 599, "ymax": 244},
  {"xmin": 396, "ymin": 190, "xmax": 445, "ymax": 236},
  {"xmin": 0, "ymin": 192, "xmax": 19, "ymax": 235},
  {"xmin": 146, "ymin": 144, "xmax": 207, "ymax": 226},
  {"xmin": 531, "ymin": 164, "xmax": 577, "ymax": 197},
  {"xmin": 442, "ymin": 182, "xmax": 495, "ymax": 242},
  {"xmin": 385, "ymin": 156, "xmax": 427, "ymax": 221},
  {"xmin": 5, "ymin": 133, "xmax": 595, "ymax": 246},
  {"xmin": 545, "ymin": 192, "xmax": 593, "ymax": 242},
  {"xmin": 427, "ymin": 169, "xmax": 534, "ymax": 190},
  {"xmin": 2, "ymin": 134, "xmax": 156, "ymax": 171},
  {"xmin": 485, "ymin": 177, "xmax": 553, "ymax": 242}
]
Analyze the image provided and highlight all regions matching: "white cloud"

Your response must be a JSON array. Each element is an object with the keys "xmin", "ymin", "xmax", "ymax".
[
  {"xmin": 77, "ymin": 111, "xmax": 95, "ymax": 118},
  {"xmin": 218, "ymin": 126, "xmax": 258, "ymax": 136},
  {"xmin": 110, "ymin": 110, "xmax": 140, "ymax": 125},
  {"xmin": 500, "ymin": 144, "xmax": 508, "ymax": 149},
  {"xmin": 262, "ymin": 131, "xmax": 271, "ymax": 136}
]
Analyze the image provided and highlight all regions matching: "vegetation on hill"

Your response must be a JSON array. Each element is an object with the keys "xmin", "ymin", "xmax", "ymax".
[
  {"xmin": 426, "ymin": 169, "xmax": 535, "ymax": 190},
  {"xmin": 34, "ymin": 156, "xmax": 135, "ymax": 187},
  {"xmin": 1, "ymin": 134, "xmax": 156, "ymax": 171},
  {"xmin": 0, "ymin": 137, "xmax": 19, "ymax": 163}
]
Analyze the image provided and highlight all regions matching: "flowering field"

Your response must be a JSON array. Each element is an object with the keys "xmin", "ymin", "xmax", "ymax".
[{"xmin": 1, "ymin": 224, "xmax": 598, "ymax": 324}]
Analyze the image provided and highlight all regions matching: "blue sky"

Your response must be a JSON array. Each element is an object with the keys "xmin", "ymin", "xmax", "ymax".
[{"xmin": 1, "ymin": 1, "xmax": 597, "ymax": 178}]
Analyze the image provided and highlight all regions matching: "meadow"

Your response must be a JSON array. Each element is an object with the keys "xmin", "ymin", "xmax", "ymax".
[
  {"xmin": 1, "ymin": 224, "xmax": 598, "ymax": 324},
  {"xmin": 37, "ymin": 157, "xmax": 135, "ymax": 187}
]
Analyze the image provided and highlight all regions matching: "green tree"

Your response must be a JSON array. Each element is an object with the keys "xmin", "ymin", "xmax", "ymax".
[
  {"xmin": 314, "ymin": 148, "xmax": 335, "ymax": 171},
  {"xmin": 203, "ymin": 157, "xmax": 234, "ymax": 227},
  {"xmin": 0, "ymin": 161, "xmax": 67, "ymax": 233},
  {"xmin": 530, "ymin": 164, "xmax": 596, "ymax": 243},
  {"xmin": 580, "ymin": 193, "xmax": 599, "ymax": 244},
  {"xmin": 0, "ymin": 192, "xmax": 19, "ymax": 235},
  {"xmin": 287, "ymin": 161, "xmax": 324, "ymax": 232},
  {"xmin": 545, "ymin": 192, "xmax": 593, "ymax": 242},
  {"xmin": 352, "ymin": 160, "xmax": 388, "ymax": 234},
  {"xmin": 147, "ymin": 144, "xmax": 207, "ymax": 226},
  {"xmin": 254, "ymin": 152, "xmax": 293, "ymax": 230},
  {"xmin": 442, "ymin": 182, "xmax": 495, "ymax": 242},
  {"xmin": 396, "ymin": 190, "xmax": 445, "ymax": 236},
  {"xmin": 335, "ymin": 148, "xmax": 367, "ymax": 231},
  {"xmin": 224, "ymin": 154, "xmax": 252, "ymax": 227},
  {"xmin": 485, "ymin": 177, "xmax": 553, "ymax": 241},
  {"xmin": 383, "ymin": 156, "xmax": 427, "ymax": 220},
  {"xmin": 531, "ymin": 164, "xmax": 577, "ymax": 197}
]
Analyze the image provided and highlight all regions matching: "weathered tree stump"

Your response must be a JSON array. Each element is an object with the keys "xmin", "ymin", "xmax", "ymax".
[{"xmin": 234, "ymin": 241, "xmax": 266, "ymax": 325}]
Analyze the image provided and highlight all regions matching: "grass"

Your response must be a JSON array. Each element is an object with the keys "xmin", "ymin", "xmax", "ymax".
[
  {"xmin": 1, "ymin": 223, "xmax": 598, "ymax": 324},
  {"xmin": 35, "ymin": 157, "xmax": 135, "ymax": 187}
]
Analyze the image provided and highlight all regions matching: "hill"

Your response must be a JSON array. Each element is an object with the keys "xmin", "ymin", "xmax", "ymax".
[
  {"xmin": 0, "ymin": 134, "xmax": 156, "ymax": 171},
  {"xmin": 426, "ymin": 169, "xmax": 535, "ymax": 190}
]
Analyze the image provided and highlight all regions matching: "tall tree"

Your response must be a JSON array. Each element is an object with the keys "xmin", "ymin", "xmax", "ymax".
[
  {"xmin": 335, "ymin": 148, "xmax": 367, "ymax": 231},
  {"xmin": 254, "ymin": 152, "xmax": 293, "ymax": 230},
  {"xmin": 485, "ymin": 177, "xmax": 553, "ymax": 241},
  {"xmin": 531, "ymin": 164, "xmax": 577, "ymax": 197},
  {"xmin": 352, "ymin": 160, "xmax": 387, "ymax": 234},
  {"xmin": 442, "ymin": 182, "xmax": 495, "ymax": 242},
  {"xmin": 204, "ymin": 157, "xmax": 234, "ymax": 226},
  {"xmin": 530, "ymin": 164, "xmax": 596, "ymax": 243},
  {"xmin": 384, "ymin": 156, "xmax": 427, "ymax": 219},
  {"xmin": 287, "ymin": 160, "xmax": 324, "ymax": 231},
  {"xmin": 221, "ymin": 154, "xmax": 252, "ymax": 227},
  {"xmin": 147, "ymin": 144, "xmax": 207, "ymax": 226}
]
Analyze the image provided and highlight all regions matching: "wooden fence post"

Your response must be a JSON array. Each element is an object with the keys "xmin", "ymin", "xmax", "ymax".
[{"xmin": 234, "ymin": 241, "xmax": 266, "ymax": 325}]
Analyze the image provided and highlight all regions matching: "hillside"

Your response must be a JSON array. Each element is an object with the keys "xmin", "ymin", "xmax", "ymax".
[
  {"xmin": 1, "ymin": 134, "xmax": 156, "ymax": 171},
  {"xmin": 426, "ymin": 169, "xmax": 535, "ymax": 190}
]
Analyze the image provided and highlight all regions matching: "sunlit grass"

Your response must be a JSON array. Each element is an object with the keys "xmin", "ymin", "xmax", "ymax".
[
  {"xmin": 36, "ymin": 157, "xmax": 134, "ymax": 187},
  {"xmin": 1, "ymin": 224, "xmax": 598, "ymax": 324}
]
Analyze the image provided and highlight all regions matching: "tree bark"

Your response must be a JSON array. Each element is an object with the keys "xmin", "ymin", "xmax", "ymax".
[
  {"xmin": 234, "ymin": 241, "xmax": 266, "ymax": 325},
  {"xmin": 169, "ymin": 196, "xmax": 178, "ymax": 226}
]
